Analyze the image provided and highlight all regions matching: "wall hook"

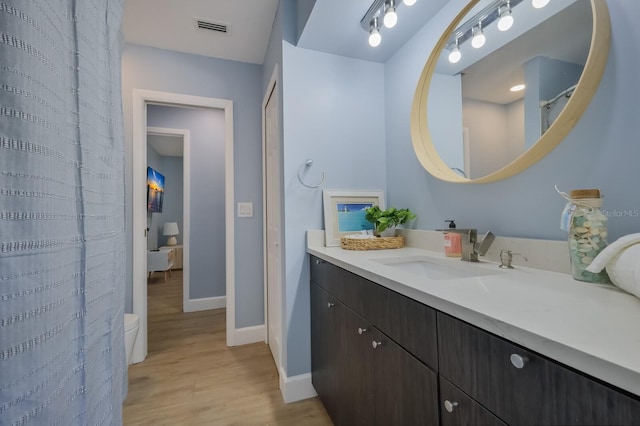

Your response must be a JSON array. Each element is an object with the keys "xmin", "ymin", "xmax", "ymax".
[{"xmin": 297, "ymin": 159, "xmax": 325, "ymax": 188}]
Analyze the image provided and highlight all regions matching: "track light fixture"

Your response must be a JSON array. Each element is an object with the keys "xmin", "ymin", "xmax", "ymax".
[
  {"xmin": 532, "ymin": 0, "xmax": 550, "ymax": 8},
  {"xmin": 471, "ymin": 23, "xmax": 486, "ymax": 48},
  {"xmin": 360, "ymin": 0, "xmax": 415, "ymax": 47},
  {"xmin": 497, "ymin": 1, "xmax": 514, "ymax": 31},
  {"xmin": 368, "ymin": 17, "xmax": 382, "ymax": 47},
  {"xmin": 383, "ymin": 0, "xmax": 398, "ymax": 28},
  {"xmin": 444, "ymin": 0, "xmax": 530, "ymax": 62},
  {"xmin": 448, "ymin": 39, "xmax": 461, "ymax": 63}
]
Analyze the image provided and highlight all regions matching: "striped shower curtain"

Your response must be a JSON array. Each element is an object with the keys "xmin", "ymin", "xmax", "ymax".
[{"xmin": 1, "ymin": 1, "xmax": 127, "ymax": 424}]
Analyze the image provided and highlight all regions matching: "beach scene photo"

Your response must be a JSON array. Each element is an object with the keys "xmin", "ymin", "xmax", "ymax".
[
  {"xmin": 147, "ymin": 167, "xmax": 165, "ymax": 213},
  {"xmin": 336, "ymin": 203, "xmax": 375, "ymax": 232}
]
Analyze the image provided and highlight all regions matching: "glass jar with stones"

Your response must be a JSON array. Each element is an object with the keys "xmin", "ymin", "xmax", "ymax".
[{"xmin": 568, "ymin": 189, "xmax": 611, "ymax": 284}]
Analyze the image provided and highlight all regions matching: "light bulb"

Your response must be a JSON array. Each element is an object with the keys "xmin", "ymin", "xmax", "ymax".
[
  {"xmin": 532, "ymin": 0, "xmax": 550, "ymax": 8},
  {"xmin": 383, "ymin": 8, "xmax": 397, "ymax": 28},
  {"xmin": 448, "ymin": 47, "xmax": 461, "ymax": 64},
  {"xmin": 471, "ymin": 27, "xmax": 485, "ymax": 48},
  {"xmin": 497, "ymin": 10, "xmax": 513, "ymax": 31},
  {"xmin": 369, "ymin": 28, "xmax": 382, "ymax": 47},
  {"xmin": 510, "ymin": 84, "xmax": 526, "ymax": 92},
  {"xmin": 404, "ymin": 0, "xmax": 417, "ymax": 5}
]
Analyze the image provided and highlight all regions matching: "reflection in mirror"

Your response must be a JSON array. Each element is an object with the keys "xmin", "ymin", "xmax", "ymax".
[{"xmin": 429, "ymin": 0, "xmax": 592, "ymax": 179}]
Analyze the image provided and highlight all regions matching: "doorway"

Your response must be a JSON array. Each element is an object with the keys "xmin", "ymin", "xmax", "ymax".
[
  {"xmin": 132, "ymin": 89, "xmax": 236, "ymax": 363},
  {"xmin": 146, "ymin": 126, "xmax": 190, "ymax": 312}
]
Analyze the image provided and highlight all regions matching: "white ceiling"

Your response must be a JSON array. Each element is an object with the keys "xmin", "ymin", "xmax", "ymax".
[
  {"xmin": 122, "ymin": 0, "xmax": 446, "ymax": 64},
  {"xmin": 148, "ymin": 133, "xmax": 184, "ymax": 157},
  {"xmin": 122, "ymin": 0, "xmax": 279, "ymax": 64}
]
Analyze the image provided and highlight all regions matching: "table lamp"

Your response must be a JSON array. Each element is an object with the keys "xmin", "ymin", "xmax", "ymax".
[{"xmin": 163, "ymin": 222, "xmax": 179, "ymax": 246}]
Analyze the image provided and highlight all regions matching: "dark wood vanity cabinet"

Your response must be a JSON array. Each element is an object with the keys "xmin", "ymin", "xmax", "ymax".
[
  {"xmin": 310, "ymin": 258, "xmax": 439, "ymax": 426},
  {"xmin": 438, "ymin": 312, "xmax": 640, "ymax": 426},
  {"xmin": 309, "ymin": 255, "xmax": 640, "ymax": 426}
]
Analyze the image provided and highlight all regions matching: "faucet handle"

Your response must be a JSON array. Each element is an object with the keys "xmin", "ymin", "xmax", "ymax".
[{"xmin": 476, "ymin": 231, "xmax": 495, "ymax": 256}]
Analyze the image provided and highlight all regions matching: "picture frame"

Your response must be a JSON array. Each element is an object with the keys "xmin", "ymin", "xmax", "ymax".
[{"xmin": 322, "ymin": 190, "xmax": 386, "ymax": 247}]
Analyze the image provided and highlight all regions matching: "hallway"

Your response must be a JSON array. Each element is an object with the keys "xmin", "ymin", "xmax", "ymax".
[{"xmin": 123, "ymin": 270, "xmax": 331, "ymax": 425}]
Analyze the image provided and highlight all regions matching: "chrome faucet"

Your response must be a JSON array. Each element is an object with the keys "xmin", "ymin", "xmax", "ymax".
[{"xmin": 436, "ymin": 228, "xmax": 496, "ymax": 262}]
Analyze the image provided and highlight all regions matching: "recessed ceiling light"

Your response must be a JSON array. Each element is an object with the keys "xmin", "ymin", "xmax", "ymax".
[{"xmin": 510, "ymin": 84, "xmax": 526, "ymax": 92}]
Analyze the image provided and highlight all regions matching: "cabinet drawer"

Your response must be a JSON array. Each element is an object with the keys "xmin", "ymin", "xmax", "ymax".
[
  {"xmin": 363, "ymin": 282, "xmax": 438, "ymax": 370},
  {"xmin": 439, "ymin": 376, "xmax": 506, "ymax": 426},
  {"xmin": 438, "ymin": 312, "xmax": 640, "ymax": 425},
  {"xmin": 310, "ymin": 256, "xmax": 367, "ymax": 312},
  {"xmin": 310, "ymin": 256, "xmax": 339, "ymax": 293}
]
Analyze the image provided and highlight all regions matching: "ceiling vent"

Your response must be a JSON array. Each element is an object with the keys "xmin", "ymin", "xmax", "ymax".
[{"xmin": 196, "ymin": 19, "xmax": 228, "ymax": 34}]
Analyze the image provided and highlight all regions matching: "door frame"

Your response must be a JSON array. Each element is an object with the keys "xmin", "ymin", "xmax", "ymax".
[
  {"xmin": 146, "ymin": 126, "xmax": 191, "ymax": 313},
  {"xmin": 262, "ymin": 65, "xmax": 284, "ymax": 370},
  {"xmin": 132, "ymin": 89, "xmax": 235, "ymax": 363}
]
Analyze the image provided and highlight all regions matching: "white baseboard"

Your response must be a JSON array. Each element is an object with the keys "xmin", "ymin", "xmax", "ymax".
[
  {"xmin": 233, "ymin": 324, "xmax": 266, "ymax": 346},
  {"xmin": 183, "ymin": 296, "xmax": 225, "ymax": 313},
  {"xmin": 279, "ymin": 368, "xmax": 317, "ymax": 403}
]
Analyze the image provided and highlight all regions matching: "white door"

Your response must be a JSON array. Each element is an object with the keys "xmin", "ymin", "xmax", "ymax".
[{"xmin": 265, "ymin": 82, "xmax": 282, "ymax": 368}]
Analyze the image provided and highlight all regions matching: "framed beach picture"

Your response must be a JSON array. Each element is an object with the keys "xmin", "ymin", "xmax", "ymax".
[{"xmin": 322, "ymin": 190, "xmax": 386, "ymax": 247}]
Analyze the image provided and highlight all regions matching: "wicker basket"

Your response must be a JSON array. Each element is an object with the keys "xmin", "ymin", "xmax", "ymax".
[{"xmin": 341, "ymin": 235, "xmax": 405, "ymax": 251}]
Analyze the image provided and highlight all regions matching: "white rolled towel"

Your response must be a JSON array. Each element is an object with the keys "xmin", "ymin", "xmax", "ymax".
[{"xmin": 587, "ymin": 233, "xmax": 640, "ymax": 298}]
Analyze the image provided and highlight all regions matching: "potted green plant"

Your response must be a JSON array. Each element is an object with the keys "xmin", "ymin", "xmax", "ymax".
[{"xmin": 364, "ymin": 206, "xmax": 416, "ymax": 237}]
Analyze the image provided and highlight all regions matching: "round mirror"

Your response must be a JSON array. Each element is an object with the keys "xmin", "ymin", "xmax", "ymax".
[{"xmin": 411, "ymin": 0, "xmax": 610, "ymax": 183}]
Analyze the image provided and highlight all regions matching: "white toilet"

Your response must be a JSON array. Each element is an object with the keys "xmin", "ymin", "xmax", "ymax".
[{"xmin": 124, "ymin": 313, "xmax": 140, "ymax": 365}]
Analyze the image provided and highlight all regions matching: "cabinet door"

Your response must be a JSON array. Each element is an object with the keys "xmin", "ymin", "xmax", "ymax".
[
  {"xmin": 440, "ymin": 376, "xmax": 506, "ymax": 426},
  {"xmin": 438, "ymin": 312, "xmax": 640, "ymax": 425},
  {"xmin": 311, "ymin": 282, "xmax": 375, "ymax": 426},
  {"xmin": 370, "ymin": 327, "xmax": 439, "ymax": 426},
  {"xmin": 336, "ymin": 304, "xmax": 375, "ymax": 426},
  {"xmin": 311, "ymin": 282, "xmax": 342, "ymax": 422}
]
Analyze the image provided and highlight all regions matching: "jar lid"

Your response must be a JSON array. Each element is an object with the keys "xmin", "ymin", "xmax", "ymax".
[{"xmin": 570, "ymin": 188, "xmax": 601, "ymax": 199}]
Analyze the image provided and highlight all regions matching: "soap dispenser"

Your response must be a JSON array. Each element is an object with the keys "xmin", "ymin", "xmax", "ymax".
[{"xmin": 444, "ymin": 220, "xmax": 462, "ymax": 257}]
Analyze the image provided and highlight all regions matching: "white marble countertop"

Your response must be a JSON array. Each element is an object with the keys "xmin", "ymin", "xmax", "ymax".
[{"xmin": 307, "ymin": 234, "xmax": 640, "ymax": 397}]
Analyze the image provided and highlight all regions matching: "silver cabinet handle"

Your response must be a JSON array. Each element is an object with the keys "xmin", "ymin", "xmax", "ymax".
[
  {"xmin": 444, "ymin": 400, "xmax": 459, "ymax": 413},
  {"xmin": 358, "ymin": 327, "xmax": 368, "ymax": 335},
  {"xmin": 315, "ymin": 259, "xmax": 325, "ymax": 265},
  {"xmin": 372, "ymin": 340, "xmax": 383, "ymax": 349},
  {"xmin": 327, "ymin": 302, "xmax": 335, "ymax": 308},
  {"xmin": 510, "ymin": 353, "xmax": 529, "ymax": 369}
]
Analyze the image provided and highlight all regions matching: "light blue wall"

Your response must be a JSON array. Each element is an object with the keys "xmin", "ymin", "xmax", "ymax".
[
  {"xmin": 155, "ymin": 155, "xmax": 184, "ymax": 247},
  {"xmin": 281, "ymin": 42, "xmax": 387, "ymax": 376},
  {"xmin": 147, "ymin": 104, "xmax": 224, "ymax": 300},
  {"xmin": 524, "ymin": 57, "xmax": 584, "ymax": 147},
  {"xmin": 121, "ymin": 44, "xmax": 264, "ymax": 326},
  {"xmin": 429, "ymin": 73, "xmax": 463, "ymax": 171},
  {"xmin": 385, "ymin": 0, "xmax": 640, "ymax": 242}
]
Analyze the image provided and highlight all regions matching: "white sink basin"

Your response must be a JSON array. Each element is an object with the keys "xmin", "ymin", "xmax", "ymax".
[{"xmin": 373, "ymin": 256, "xmax": 496, "ymax": 281}]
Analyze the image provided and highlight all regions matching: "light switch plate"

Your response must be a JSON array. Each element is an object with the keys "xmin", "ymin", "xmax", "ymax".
[{"xmin": 237, "ymin": 202, "xmax": 253, "ymax": 218}]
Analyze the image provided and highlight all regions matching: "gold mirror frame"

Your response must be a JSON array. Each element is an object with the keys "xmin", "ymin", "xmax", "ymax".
[{"xmin": 410, "ymin": 0, "xmax": 611, "ymax": 183}]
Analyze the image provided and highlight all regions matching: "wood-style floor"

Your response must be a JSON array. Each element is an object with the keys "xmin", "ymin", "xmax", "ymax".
[{"xmin": 123, "ymin": 270, "xmax": 332, "ymax": 425}]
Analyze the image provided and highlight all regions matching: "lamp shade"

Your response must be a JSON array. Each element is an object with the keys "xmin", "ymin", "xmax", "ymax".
[
  {"xmin": 163, "ymin": 222, "xmax": 179, "ymax": 236},
  {"xmin": 163, "ymin": 222, "xmax": 179, "ymax": 246}
]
